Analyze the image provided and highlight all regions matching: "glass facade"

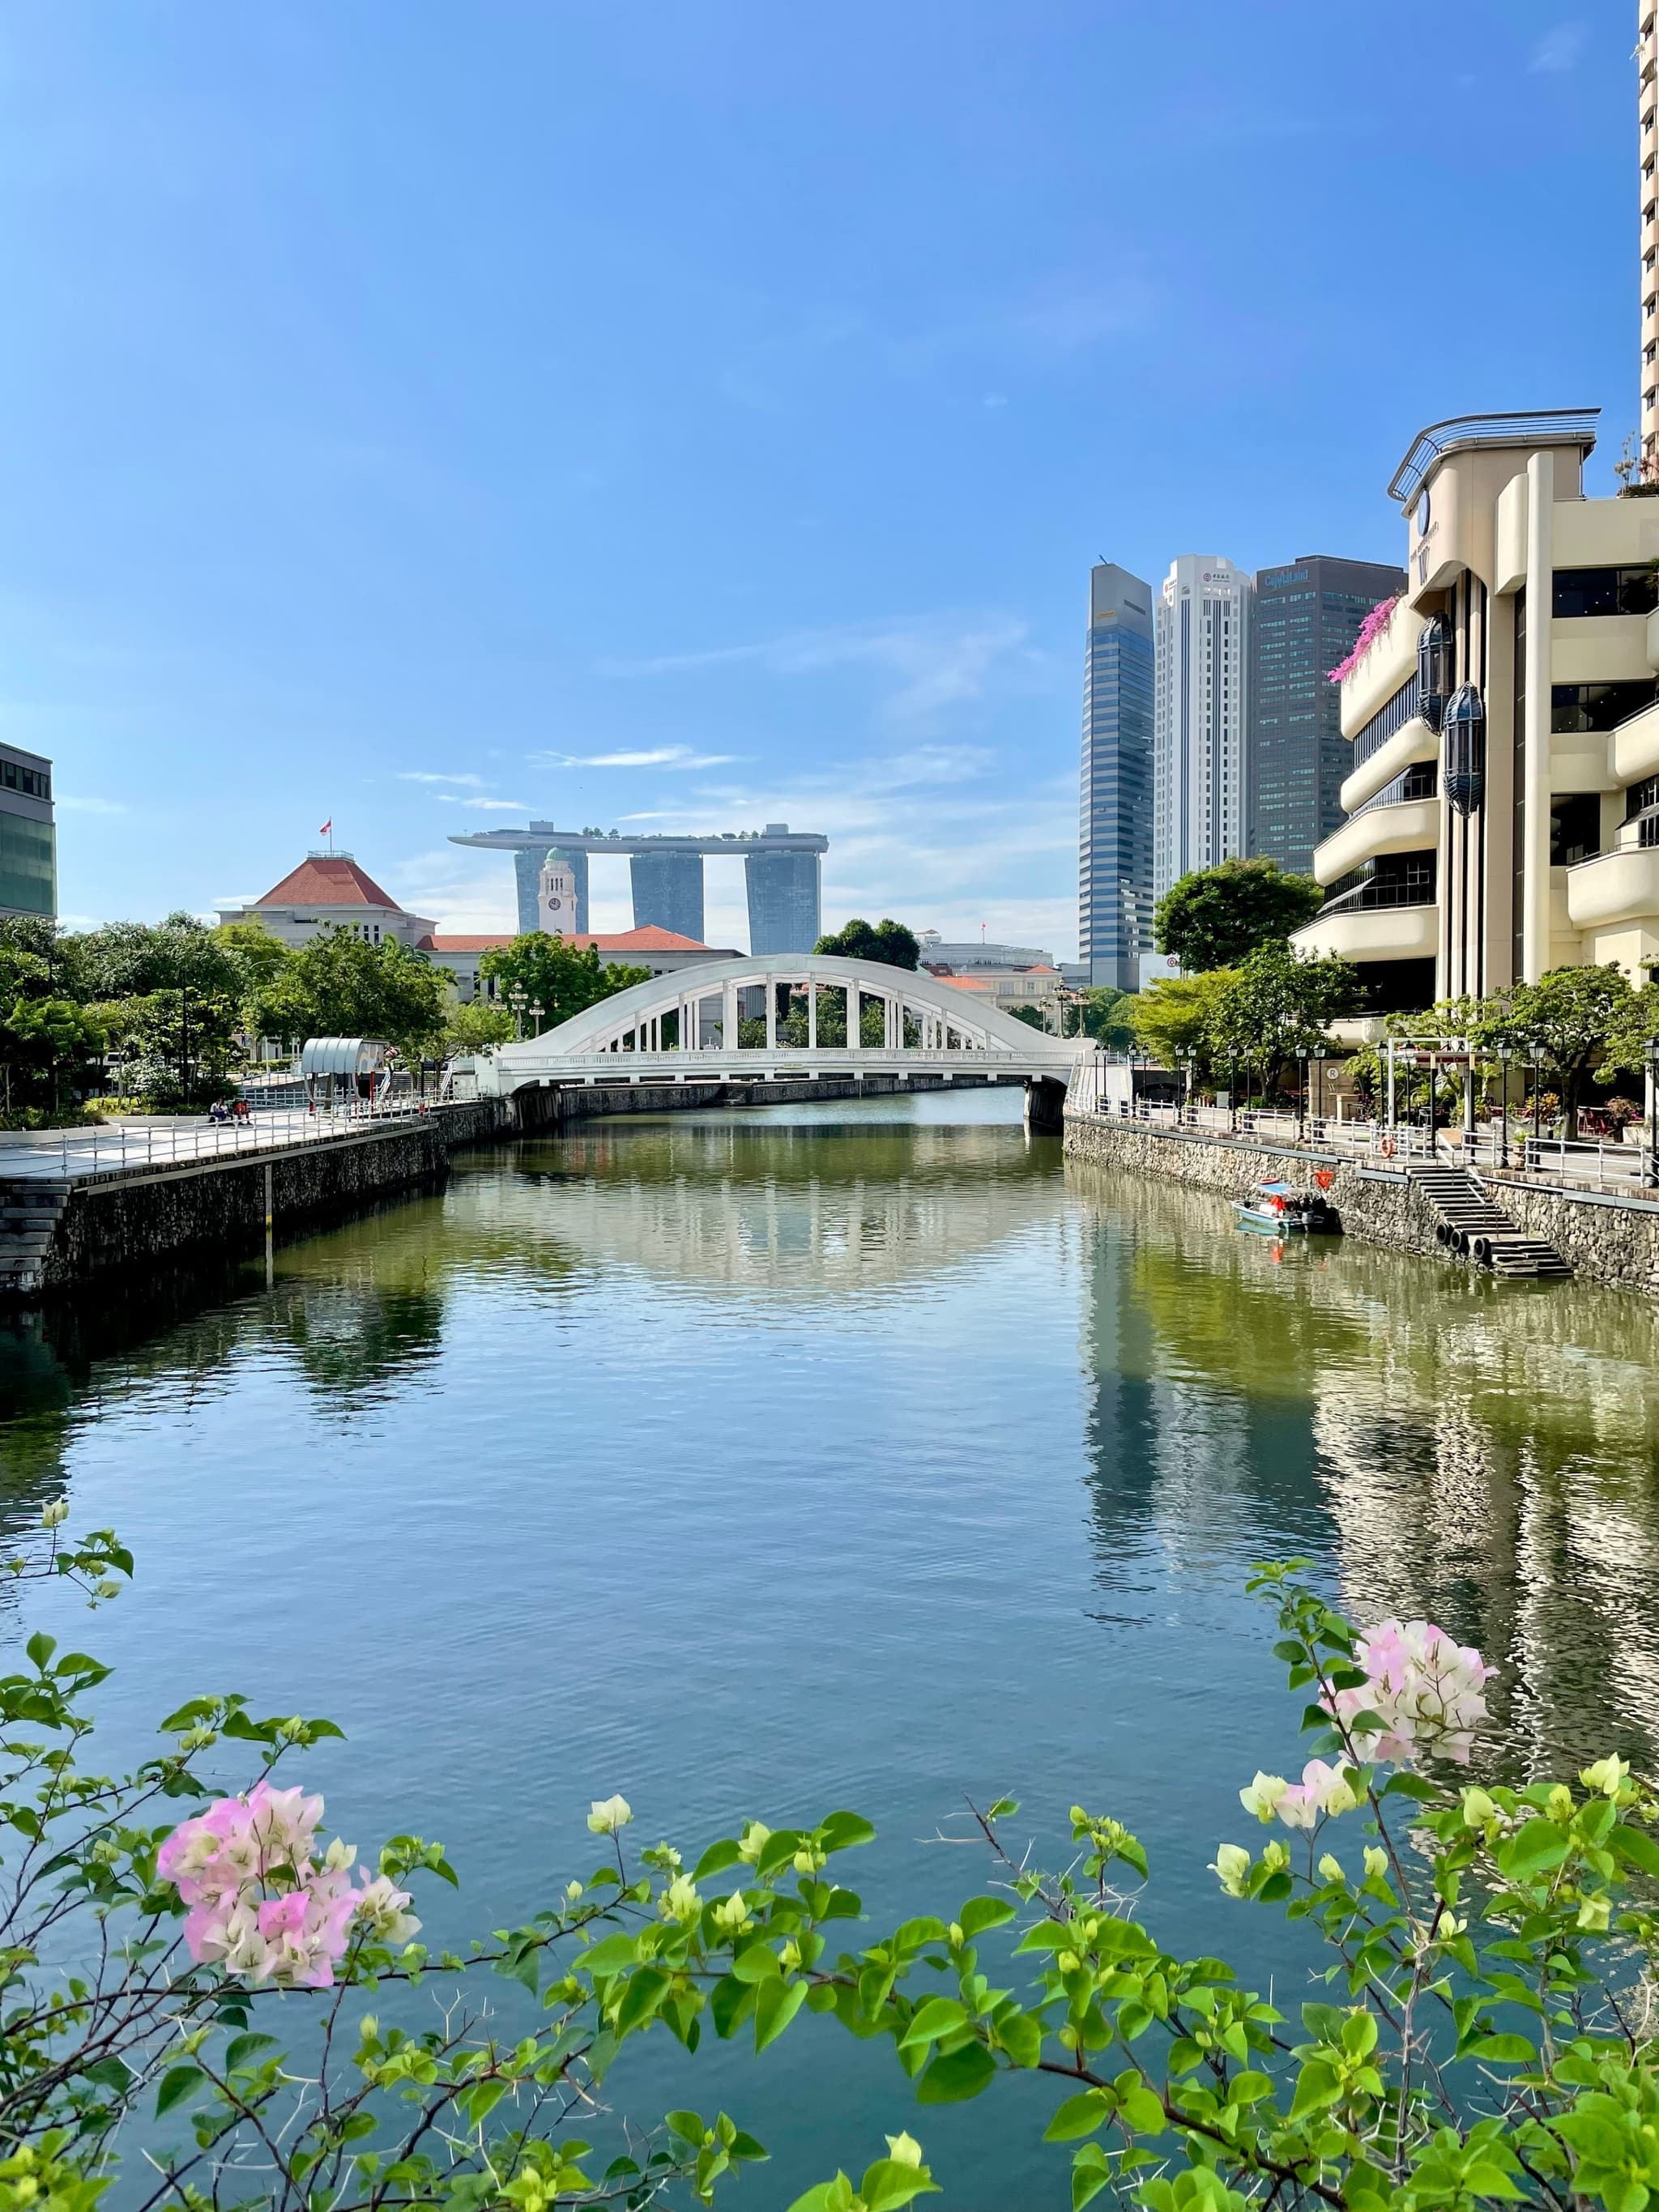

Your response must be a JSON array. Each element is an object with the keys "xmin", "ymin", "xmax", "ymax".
[
  {"xmin": 629, "ymin": 850, "xmax": 706, "ymax": 943},
  {"xmin": 1247, "ymin": 554, "xmax": 1407, "ymax": 875},
  {"xmin": 1079, "ymin": 563, "xmax": 1155, "ymax": 991},
  {"xmin": 0, "ymin": 745, "xmax": 55, "ymax": 920},
  {"xmin": 744, "ymin": 847, "xmax": 821, "ymax": 954}
]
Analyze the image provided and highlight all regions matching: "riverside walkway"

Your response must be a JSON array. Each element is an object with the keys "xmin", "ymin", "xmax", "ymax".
[{"xmin": 0, "ymin": 1102, "xmax": 437, "ymax": 1185}]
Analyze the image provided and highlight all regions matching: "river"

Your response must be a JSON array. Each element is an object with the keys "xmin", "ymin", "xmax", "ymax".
[{"xmin": 5, "ymin": 1091, "xmax": 1658, "ymax": 2206}]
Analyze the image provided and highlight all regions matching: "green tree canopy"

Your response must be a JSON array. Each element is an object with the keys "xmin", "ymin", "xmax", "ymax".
[
  {"xmin": 1499, "ymin": 963, "xmax": 1639, "ymax": 1123},
  {"xmin": 72, "ymin": 913, "xmax": 249, "ymax": 1002},
  {"xmin": 1154, "ymin": 859, "xmax": 1323, "ymax": 972},
  {"xmin": 1203, "ymin": 940, "xmax": 1358, "ymax": 1084},
  {"xmin": 249, "ymin": 929, "xmax": 452, "ymax": 1060},
  {"xmin": 476, "ymin": 935, "xmax": 650, "ymax": 1034},
  {"xmin": 812, "ymin": 917, "xmax": 920, "ymax": 970},
  {"xmin": 1129, "ymin": 972, "xmax": 1237, "ymax": 1073},
  {"xmin": 1079, "ymin": 985, "xmax": 1137, "ymax": 1049}
]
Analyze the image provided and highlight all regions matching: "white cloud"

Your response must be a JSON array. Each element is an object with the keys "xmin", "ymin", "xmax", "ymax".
[
  {"xmin": 436, "ymin": 796, "xmax": 528, "ymax": 811},
  {"xmin": 599, "ymin": 614, "xmax": 1035, "ymax": 729},
  {"xmin": 534, "ymin": 744, "xmax": 740, "ymax": 770},
  {"xmin": 56, "ymin": 795, "xmax": 127, "ymax": 814},
  {"xmin": 1529, "ymin": 22, "xmax": 1587, "ymax": 70},
  {"xmin": 398, "ymin": 771, "xmax": 488, "ymax": 786}
]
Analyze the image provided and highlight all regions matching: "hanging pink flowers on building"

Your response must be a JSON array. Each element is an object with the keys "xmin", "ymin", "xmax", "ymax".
[
  {"xmin": 1325, "ymin": 595, "xmax": 1401, "ymax": 685},
  {"xmin": 158, "ymin": 1779, "xmax": 419, "ymax": 1988}
]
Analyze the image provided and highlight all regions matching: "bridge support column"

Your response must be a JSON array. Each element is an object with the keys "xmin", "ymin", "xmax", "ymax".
[
  {"xmin": 723, "ymin": 978, "xmax": 739, "ymax": 1051},
  {"xmin": 1024, "ymin": 1076, "xmax": 1066, "ymax": 1134},
  {"xmin": 808, "ymin": 984, "xmax": 817, "ymax": 1052}
]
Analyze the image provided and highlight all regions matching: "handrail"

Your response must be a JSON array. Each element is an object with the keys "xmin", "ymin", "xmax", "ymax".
[{"xmin": 0, "ymin": 1099, "xmax": 443, "ymax": 1188}]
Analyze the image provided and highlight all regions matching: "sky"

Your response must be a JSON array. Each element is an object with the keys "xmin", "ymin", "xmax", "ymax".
[{"xmin": 0, "ymin": 2, "xmax": 1637, "ymax": 957}]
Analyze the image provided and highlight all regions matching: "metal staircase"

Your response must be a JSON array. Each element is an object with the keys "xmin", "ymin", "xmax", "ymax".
[
  {"xmin": 1405, "ymin": 1163, "xmax": 1571, "ymax": 1279},
  {"xmin": 0, "ymin": 1179, "xmax": 71, "ymax": 1297}
]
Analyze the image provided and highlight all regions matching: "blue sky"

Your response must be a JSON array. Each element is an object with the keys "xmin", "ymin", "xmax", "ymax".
[{"xmin": 0, "ymin": 2, "xmax": 1635, "ymax": 955}]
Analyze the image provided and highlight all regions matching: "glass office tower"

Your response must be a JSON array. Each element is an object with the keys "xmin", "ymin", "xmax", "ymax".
[
  {"xmin": 629, "ymin": 850, "xmax": 706, "ymax": 941},
  {"xmin": 1248, "ymin": 554, "xmax": 1406, "ymax": 874},
  {"xmin": 0, "ymin": 744, "xmax": 55, "ymax": 920},
  {"xmin": 745, "ymin": 841, "xmax": 822, "ymax": 954},
  {"xmin": 1079, "ymin": 562, "xmax": 1156, "ymax": 989}
]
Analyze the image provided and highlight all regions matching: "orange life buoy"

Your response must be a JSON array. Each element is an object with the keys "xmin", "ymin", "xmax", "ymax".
[{"xmin": 1380, "ymin": 1136, "xmax": 1396, "ymax": 1158}]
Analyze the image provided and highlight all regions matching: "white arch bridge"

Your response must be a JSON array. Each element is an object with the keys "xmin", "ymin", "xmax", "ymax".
[{"xmin": 458, "ymin": 954, "xmax": 1090, "ymax": 1126}]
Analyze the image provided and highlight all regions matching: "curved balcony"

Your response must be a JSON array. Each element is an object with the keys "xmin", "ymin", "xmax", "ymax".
[
  {"xmin": 1292, "ymin": 904, "xmax": 1439, "ymax": 964},
  {"xmin": 1339, "ymin": 601, "xmax": 1426, "ymax": 739},
  {"xmin": 1339, "ymin": 714, "xmax": 1436, "ymax": 813},
  {"xmin": 1563, "ymin": 845, "xmax": 1659, "ymax": 931},
  {"xmin": 1612, "ymin": 696, "xmax": 1659, "ymax": 783},
  {"xmin": 1312, "ymin": 799, "xmax": 1440, "ymax": 888}
]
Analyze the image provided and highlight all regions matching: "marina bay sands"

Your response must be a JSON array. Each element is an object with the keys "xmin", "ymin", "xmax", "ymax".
[{"xmin": 446, "ymin": 820, "xmax": 830, "ymax": 951}]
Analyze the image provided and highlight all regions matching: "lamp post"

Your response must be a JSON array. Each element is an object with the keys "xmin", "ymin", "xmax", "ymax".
[
  {"xmin": 1646, "ymin": 1037, "xmax": 1659, "ymax": 1190},
  {"xmin": 509, "ymin": 985, "xmax": 527, "ymax": 1041},
  {"xmin": 1183, "ymin": 1051, "xmax": 1196, "ymax": 1123},
  {"xmin": 1313, "ymin": 1044, "xmax": 1327, "ymax": 1136},
  {"xmin": 1495, "ymin": 1046, "xmax": 1512, "ymax": 1171},
  {"xmin": 530, "ymin": 999, "xmax": 544, "ymax": 1039}
]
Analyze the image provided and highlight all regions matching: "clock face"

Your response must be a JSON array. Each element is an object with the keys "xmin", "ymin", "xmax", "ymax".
[{"xmin": 1415, "ymin": 489, "xmax": 1431, "ymax": 535}]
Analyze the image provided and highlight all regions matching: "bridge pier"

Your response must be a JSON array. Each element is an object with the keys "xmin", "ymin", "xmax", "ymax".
[{"xmin": 1024, "ymin": 1076, "xmax": 1066, "ymax": 1134}]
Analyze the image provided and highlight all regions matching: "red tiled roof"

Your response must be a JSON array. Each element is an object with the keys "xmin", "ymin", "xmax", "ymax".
[
  {"xmin": 255, "ymin": 855, "xmax": 404, "ymax": 910},
  {"xmin": 416, "ymin": 927, "xmax": 713, "ymax": 955}
]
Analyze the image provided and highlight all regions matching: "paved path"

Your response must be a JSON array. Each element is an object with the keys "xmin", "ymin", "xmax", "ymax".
[{"xmin": 0, "ymin": 1108, "xmax": 433, "ymax": 1184}]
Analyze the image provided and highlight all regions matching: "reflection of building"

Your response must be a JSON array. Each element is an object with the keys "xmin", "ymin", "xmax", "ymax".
[
  {"xmin": 420, "ymin": 927, "xmax": 740, "ymax": 1003},
  {"xmin": 450, "ymin": 823, "xmax": 828, "ymax": 951},
  {"xmin": 1081, "ymin": 562, "xmax": 1156, "ymax": 990},
  {"xmin": 1293, "ymin": 410, "xmax": 1659, "ymax": 1006},
  {"xmin": 1154, "ymin": 556, "xmax": 1252, "ymax": 898},
  {"xmin": 0, "ymin": 742, "xmax": 55, "ymax": 921},
  {"xmin": 1248, "ymin": 555, "xmax": 1407, "ymax": 875},
  {"xmin": 219, "ymin": 852, "xmax": 436, "ymax": 949}
]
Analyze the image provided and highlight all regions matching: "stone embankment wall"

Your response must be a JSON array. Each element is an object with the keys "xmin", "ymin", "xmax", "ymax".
[
  {"xmin": 29, "ymin": 1103, "xmax": 506, "ymax": 1295},
  {"xmin": 1063, "ymin": 1110, "xmax": 1659, "ymax": 1298}
]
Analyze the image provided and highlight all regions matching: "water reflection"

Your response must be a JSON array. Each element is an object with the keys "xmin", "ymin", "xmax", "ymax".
[{"xmin": 1068, "ymin": 1161, "xmax": 1659, "ymax": 1770}]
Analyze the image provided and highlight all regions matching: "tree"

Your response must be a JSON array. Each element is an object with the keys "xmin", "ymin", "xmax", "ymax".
[
  {"xmin": 1204, "ymin": 940, "xmax": 1358, "ymax": 1094},
  {"xmin": 1130, "ymin": 971, "xmax": 1238, "ymax": 1074},
  {"xmin": 93, "ymin": 990, "xmax": 243, "ymax": 1110},
  {"xmin": 1079, "ymin": 986, "xmax": 1137, "ymax": 1050},
  {"xmin": 1501, "ymin": 963, "xmax": 1637, "ymax": 1129},
  {"xmin": 813, "ymin": 917, "xmax": 920, "ymax": 970},
  {"xmin": 476, "ymin": 935, "xmax": 650, "ymax": 1033},
  {"xmin": 441, "ymin": 999, "xmax": 515, "ymax": 1056},
  {"xmin": 74, "ymin": 912, "xmax": 249, "ymax": 1003},
  {"xmin": 1154, "ymin": 859, "xmax": 1324, "ymax": 972},
  {"xmin": 249, "ymin": 929, "xmax": 452, "ymax": 1059}
]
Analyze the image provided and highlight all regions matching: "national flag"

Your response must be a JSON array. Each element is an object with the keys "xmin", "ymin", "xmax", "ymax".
[{"xmin": 319, "ymin": 819, "xmax": 332, "ymax": 837}]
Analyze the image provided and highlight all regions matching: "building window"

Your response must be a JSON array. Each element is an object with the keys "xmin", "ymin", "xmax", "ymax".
[
  {"xmin": 1550, "ymin": 793, "xmax": 1601, "ymax": 866},
  {"xmin": 1551, "ymin": 680, "xmax": 1659, "ymax": 732},
  {"xmin": 1552, "ymin": 567, "xmax": 1659, "ymax": 618}
]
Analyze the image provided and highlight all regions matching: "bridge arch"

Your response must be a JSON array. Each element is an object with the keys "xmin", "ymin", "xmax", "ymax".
[{"xmin": 466, "ymin": 953, "xmax": 1084, "ymax": 1099}]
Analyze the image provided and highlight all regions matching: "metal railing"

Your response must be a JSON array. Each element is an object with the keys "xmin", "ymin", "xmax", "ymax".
[{"xmin": 0, "ymin": 1099, "xmax": 442, "ymax": 1186}]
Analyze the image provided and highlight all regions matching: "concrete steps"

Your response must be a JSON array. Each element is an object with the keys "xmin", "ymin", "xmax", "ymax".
[
  {"xmin": 1405, "ymin": 1165, "xmax": 1572, "ymax": 1279},
  {"xmin": 0, "ymin": 1180, "xmax": 72, "ymax": 1294}
]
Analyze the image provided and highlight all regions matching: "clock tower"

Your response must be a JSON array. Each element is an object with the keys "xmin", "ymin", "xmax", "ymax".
[{"xmin": 536, "ymin": 849, "xmax": 579, "ymax": 935}]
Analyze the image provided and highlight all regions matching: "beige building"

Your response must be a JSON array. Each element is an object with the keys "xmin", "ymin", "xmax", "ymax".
[
  {"xmin": 219, "ymin": 852, "xmax": 437, "ymax": 951},
  {"xmin": 1293, "ymin": 408, "xmax": 1659, "ymax": 1007}
]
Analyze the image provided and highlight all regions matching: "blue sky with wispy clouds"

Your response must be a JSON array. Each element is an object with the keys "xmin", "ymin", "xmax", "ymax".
[{"xmin": 0, "ymin": 2, "xmax": 1631, "ymax": 953}]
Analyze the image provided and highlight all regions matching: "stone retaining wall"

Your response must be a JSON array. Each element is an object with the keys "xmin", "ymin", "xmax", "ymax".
[
  {"xmin": 513, "ymin": 1072, "xmax": 966, "ymax": 1127},
  {"xmin": 33, "ymin": 1102, "xmax": 507, "ymax": 1294},
  {"xmin": 1062, "ymin": 1110, "xmax": 1659, "ymax": 1298}
]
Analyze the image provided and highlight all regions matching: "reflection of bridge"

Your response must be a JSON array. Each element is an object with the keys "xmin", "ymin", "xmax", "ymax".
[
  {"xmin": 463, "ymin": 956, "xmax": 1088, "ymax": 1125},
  {"xmin": 446, "ymin": 822, "xmax": 828, "ymax": 948}
]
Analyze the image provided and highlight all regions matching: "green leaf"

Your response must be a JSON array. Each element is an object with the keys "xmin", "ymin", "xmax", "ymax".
[
  {"xmin": 899, "ymin": 1997, "xmax": 968, "ymax": 2050},
  {"xmin": 1289, "ymin": 2059, "xmax": 1342, "ymax": 2120},
  {"xmin": 156, "ymin": 2065, "xmax": 202, "ymax": 2116},
  {"xmin": 1611, "ymin": 1826, "xmax": 1659, "ymax": 1879},
  {"xmin": 224, "ymin": 2034, "xmax": 279, "ymax": 2071},
  {"xmin": 1044, "ymin": 2091, "xmax": 1112, "ymax": 2142},
  {"xmin": 693, "ymin": 1839, "xmax": 743, "ymax": 1881},
  {"xmin": 25, "ymin": 1630, "xmax": 55, "ymax": 1669},
  {"xmin": 1072, "ymin": 2144, "xmax": 1112, "ymax": 2210},
  {"xmin": 1116, "ymin": 2081, "xmax": 1165, "ymax": 2133},
  {"xmin": 710, "ymin": 1974, "xmax": 755, "ymax": 2039},
  {"xmin": 579, "ymin": 1933, "xmax": 639, "ymax": 1979},
  {"xmin": 916, "ymin": 2039, "xmax": 996, "ymax": 2103},
  {"xmin": 996, "ymin": 2010, "xmax": 1043, "ymax": 2068},
  {"xmin": 986, "ymin": 1797, "xmax": 1020, "ymax": 1819},
  {"xmin": 787, "ymin": 2181, "xmax": 856, "ymax": 2212},
  {"xmin": 616, "ymin": 1966, "xmax": 669, "ymax": 2035},
  {"xmin": 666, "ymin": 2112, "xmax": 706, "ymax": 2146},
  {"xmin": 754, "ymin": 1976, "xmax": 808, "ymax": 2052},
  {"xmin": 959, "ymin": 1896, "xmax": 1016, "ymax": 1940},
  {"xmin": 820, "ymin": 1811, "xmax": 876, "ymax": 1852},
  {"xmin": 1496, "ymin": 1819, "xmax": 1571, "ymax": 1882},
  {"xmin": 466, "ymin": 2078, "xmax": 509, "ymax": 2127},
  {"xmin": 859, "ymin": 2158, "xmax": 940, "ymax": 2210},
  {"xmin": 731, "ymin": 1943, "xmax": 784, "ymax": 1984},
  {"xmin": 1471, "ymin": 2033, "xmax": 1537, "ymax": 2064}
]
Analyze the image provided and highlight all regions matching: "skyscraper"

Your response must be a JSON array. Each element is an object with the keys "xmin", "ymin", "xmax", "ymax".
[
  {"xmin": 1248, "ymin": 554, "xmax": 1407, "ymax": 875},
  {"xmin": 1078, "ymin": 561, "xmax": 1155, "ymax": 990},
  {"xmin": 1153, "ymin": 556, "xmax": 1252, "ymax": 897}
]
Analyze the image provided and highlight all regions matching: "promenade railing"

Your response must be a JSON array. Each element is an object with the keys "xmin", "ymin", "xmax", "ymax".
[{"xmin": 0, "ymin": 1099, "xmax": 440, "ymax": 1186}]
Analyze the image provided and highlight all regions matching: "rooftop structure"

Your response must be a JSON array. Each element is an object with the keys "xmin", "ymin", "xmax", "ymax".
[
  {"xmin": 416, "ymin": 925, "xmax": 741, "ymax": 1003},
  {"xmin": 219, "ymin": 851, "xmax": 436, "ymax": 950},
  {"xmin": 448, "ymin": 822, "xmax": 829, "ymax": 951},
  {"xmin": 916, "ymin": 931, "xmax": 1057, "ymax": 972}
]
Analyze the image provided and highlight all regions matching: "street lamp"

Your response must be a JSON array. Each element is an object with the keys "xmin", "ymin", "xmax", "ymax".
[
  {"xmin": 1313, "ymin": 1044, "xmax": 1327, "ymax": 1136},
  {"xmin": 509, "ymin": 984, "xmax": 527, "ymax": 1041},
  {"xmin": 530, "ymin": 999, "xmax": 544, "ymax": 1039},
  {"xmin": 1495, "ymin": 1045, "xmax": 1512, "ymax": 1171},
  {"xmin": 1646, "ymin": 1036, "xmax": 1659, "ymax": 1189}
]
